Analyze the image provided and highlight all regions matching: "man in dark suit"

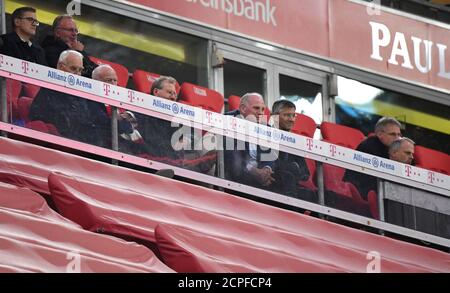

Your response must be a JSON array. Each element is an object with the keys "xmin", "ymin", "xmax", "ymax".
[
  {"xmin": 224, "ymin": 93, "xmax": 277, "ymax": 189},
  {"xmin": 29, "ymin": 50, "xmax": 125, "ymax": 148},
  {"xmin": 41, "ymin": 15, "xmax": 97, "ymax": 77},
  {"xmin": 343, "ymin": 117, "xmax": 402, "ymax": 199},
  {"xmin": 0, "ymin": 6, "xmax": 46, "ymax": 65},
  {"xmin": 271, "ymin": 99, "xmax": 316, "ymax": 202}
]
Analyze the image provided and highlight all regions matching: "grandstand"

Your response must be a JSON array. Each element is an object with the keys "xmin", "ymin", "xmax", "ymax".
[{"xmin": 0, "ymin": 0, "xmax": 449, "ymax": 273}]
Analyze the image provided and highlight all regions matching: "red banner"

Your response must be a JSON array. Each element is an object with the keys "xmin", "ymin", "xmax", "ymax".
[{"xmin": 128, "ymin": 0, "xmax": 450, "ymax": 93}]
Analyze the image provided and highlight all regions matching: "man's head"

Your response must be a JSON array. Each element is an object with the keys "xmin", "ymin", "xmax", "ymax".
[
  {"xmin": 239, "ymin": 93, "xmax": 266, "ymax": 123},
  {"xmin": 375, "ymin": 117, "xmax": 402, "ymax": 147},
  {"xmin": 57, "ymin": 50, "xmax": 84, "ymax": 75},
  {"xmin": 12, "ymin": 7, "xmax": 39, "ymax": 40},
  {"xmin": 389, "ymin": 137, "xmax": 415, "ymax": 165},
  {"xmin": 150, "ymin": 76, "xmax": 178, "ymax": 101},
  {"xmin": 53, "ymin": 15, "xmax": 79, "ymax": 46},
  {"xmin": 271, "ymin": 99, "xmax": 296, "ymax": 131},
  {"xmin": 92, "ymin": 64, "xmax": 118, "ymax": 85}
]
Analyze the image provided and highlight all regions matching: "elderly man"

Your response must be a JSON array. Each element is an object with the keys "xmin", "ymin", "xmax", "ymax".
[
  {"xmin": 224, "ymin": 93, "xmax": 277, "ymax": 189},
  {"xmin": 0, "ymin": 7, "xmax": 46, "ymax": 65},
  {"xmin": 41, "ymin": 15, "xmax": 97, "ymax": 77},
  {"xmin": 29, "ymin": 50, "xmax": 112, "ymax": 147},
  {"xmin": 343, "ymin": 116, "xmax": 402, "ymax": 199},
  {"xmin": 389, "ymin": 137, "xmax": 415, "ymax": 165}
]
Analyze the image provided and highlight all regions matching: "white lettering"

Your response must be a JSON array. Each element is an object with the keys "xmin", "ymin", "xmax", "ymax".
[
  {"xmin": 187, "ymin": 0, "xmax": 277, "ymax": 26},
  {"xmin": 437, "ymin": 44, "xmax": 450, "ymax": 79},
  {"xmin": 388, "ymin": 32, "xmax": 414, "ymax": 69},
  {"xmin": 412, "ymin": 37, "xmax": 433, "ymax": 73},
  {"xmin": 370, "ymin": 21, "xmax": 391, "ymax": 61}
]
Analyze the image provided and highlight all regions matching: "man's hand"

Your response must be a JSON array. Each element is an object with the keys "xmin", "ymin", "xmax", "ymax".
[
  {"xmin": 251, "ymin": 166, "xmax": 275, "ymax": 187},
  {"xmin": 68, "ymin": 40, "xmax": 85, "ymax": 51}
]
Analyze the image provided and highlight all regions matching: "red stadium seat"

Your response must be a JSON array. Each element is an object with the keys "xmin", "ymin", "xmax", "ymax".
[
  {"xmin": 5, "ymin": 79, "xmax": 22, "ymax": 120},
  {"xmin": 414, "ymin": 146, "xmax": 450, "ymax": 175},
  {"xmin": 47, "ymin": 172, "xmax": 448, "ymax": 272},
  {"xmin": 0, "ymin": 208, "xmax": 172, "ymax": 272},
  {"xmin": 179, "ymin": 82, "xmax": 224, "ymax": 113},
  {"xmin": 291, "ymin": 114, "xmax": 316, "ymax": 138},
  {"xmin": 320, "ymin": 122, "xmax": 375, "ymax": 217},
  {"xmin": 227, "ymin": 95, "xmax": 240, "ymax": 111},
  {"xmin": 132, "ymin": 69, "xmax": 180, "ymax": 95},
  {"xmin": 25, "ymin": 121, "xmax": 60, "ymax": 136},
  {"xmin": 89, "ymin": 56, "xmax": 129, "ymax": 87},
  {"xmin": 320, "ymin": 122, "xmax": 365, "ymax": 149},
  {"xmin": 22, "ymin": 83, "xmax": 40, "ymax": 98},
  {"xmin": 0, "ymin": 182, "xmax": 80, "ymax": 228},
  {"xmin": 1, "ymin": 138, "xmax": 449, "ymax": 272},
  {"xmin": 17, "ymin": 97, "xmax": 34, "ymax": 122}
]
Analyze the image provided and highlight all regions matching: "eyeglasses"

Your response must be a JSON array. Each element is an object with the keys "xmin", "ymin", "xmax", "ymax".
[
  {"xmin": 57, "ymin": 27, "xmax": 80, "ymax": 34},
  {"xmin": 61, "ymin": 63, "xmax": 84, "ymax": 74},
  {"xmin": 383, "ymin": 131, "xmax": 402, "ymax": 137},
  {"xmin": 19, "ymin": 17, "xmax": 39, "ymax": 26}
]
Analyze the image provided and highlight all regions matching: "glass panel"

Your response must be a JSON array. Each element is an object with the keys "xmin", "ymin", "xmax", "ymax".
[
  {"xmin": 335, "ymin": 75, "xmax": 450, "ymax": 154},
  {"xmin": 223, "ymin": 59, "xmax": 266, "ymax": 106},
  {"xmin": 3, "ymin": 75, "xmax": 450, "ymax": 239},
  {"xmin": 5, "ymin": 0, "xmax": 208, "ymax": 86},
  {"xmin": 279, "ymin": 74, "xmax": 322, "ymax": 138}
]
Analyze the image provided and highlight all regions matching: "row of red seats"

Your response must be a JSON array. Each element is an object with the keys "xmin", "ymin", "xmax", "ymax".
[
  {"xmin": 91, "ymin": 57, "xmax": 225, "ymax": 113},
  {"xmin": 1, "ymin": 137, "xmax": 448, "ymax": 272},
  {"xmin": 0, "ymin": 181, "xmax": 172, "ymax": 272}
]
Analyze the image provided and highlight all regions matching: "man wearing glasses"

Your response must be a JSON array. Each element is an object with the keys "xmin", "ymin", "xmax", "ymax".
[
  {"xmin": 0, "ymin": 7, "xmax": 46, "ymax": 65},
  {"xmin": 41, "ymin": 15, "xmax": 97, "ymax": 77}
]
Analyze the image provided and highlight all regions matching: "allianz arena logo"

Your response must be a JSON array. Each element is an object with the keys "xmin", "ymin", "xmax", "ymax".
[
  {"xmin": 67, "ymin": 74, "xmax": 76, "ymax": 86},
  {"xmin": 372, "ymin": 157, "xmax": 379, "ymax": 168}
]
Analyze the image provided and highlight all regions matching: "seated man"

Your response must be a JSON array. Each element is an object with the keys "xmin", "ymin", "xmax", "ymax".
[
  {"xmin": 271, "ymin": 100, "xmax": 316, "ymax": 202},
  {"xmin": 0, "ymin": 6, "xmax": 46, "ymax": 65},
  {"xmin": 224, "ymin": 93, "xmax": 276, "ymax": 189},
  {"xmin": 343, "ymin": 116, "xmax": 402, "ymax": 199},
  {"xmin": 41, "ymin": 15, "xmax": 97, "ymax": 77},
  {"xmin": 389, "ymin": 137, "xmax": 415, "ymax": 165},
  {"xmin": 135, "ymin": 76, "xmax": 215, "ymax": 173},
  {"xmin": 29, "ymin": 50, "xmax": 127, "ymax": 148}
]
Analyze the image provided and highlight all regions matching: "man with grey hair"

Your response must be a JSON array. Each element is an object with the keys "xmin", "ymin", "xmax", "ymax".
[
  {"xmin": 343, "ymin": 116, "xmax": 402, "ymax": 200},
  {"xmin": 389, "ymin": 137, "xmax": 415, "ymax": 165},
  {"xmin": 224, "ymin": 93, "xmax": 276, "ymax": 189},
  {"xmin": 41, "ymin": 15, "xmax": 97, "ymax": 77},
  {"xmin": 29, "ymin": 50, "xmax": 111, "ymax": 147}
]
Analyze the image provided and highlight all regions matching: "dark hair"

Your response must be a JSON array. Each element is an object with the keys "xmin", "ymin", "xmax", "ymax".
[
  {"xmin": 150, "ymin": 76, "xmax": 177, "ymax": 95},
  {"xmin": 272, "ymin": 99, "xmax": 296, "ymax": 115},
  {"xmin": 52, "ymin": 15, "xmax": 73, "ymax": 31},
  {"xmin": 12, "ymin": 7, "xmax": 36, "ymax": 28}
]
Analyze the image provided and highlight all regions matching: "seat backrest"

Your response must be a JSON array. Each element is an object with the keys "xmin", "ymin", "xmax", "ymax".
[
  {"xmin": 227, "ymin": 95, "xmax": 241, "ymax": 111},
  {"xmin": 132, "ymin": 69, "xmax": 181, "ymax": 95},
  {"xmin": 414, "ymin": 146, "xmax": 450, "ymax": 175},
  {"xmin": 320, "ymin": 122, "xmax": 365, "ymax": 149},
  {"xmin": 89, "ymin": 56, "xmax": 129, "ymax": 87},
  {"xmin": 17, "ymin": 97, "xmax": 34, "ymax": 122},
  {"xmin": 291, "ymin": 114, "xmax": 317, "ymax": 138},
  {"xmin": 22, "ymin": 83, "xmax": 40, "ymax": 99},
  {"xmin": 179, "ymin": 82, "xmax": 224, "ymax": 113},
  {"xmin": 5, "ymin": 79, "xmax": 22, "ymax": 120}
]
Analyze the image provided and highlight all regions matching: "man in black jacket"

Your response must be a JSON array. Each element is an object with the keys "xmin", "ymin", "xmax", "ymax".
[
  {"xmin": 29, "ymin": 50, "xmax": 129, "ymax": 148},
  {"xmin": 343, "ymin": 116, "xmax": 402, "ymax": 199},
  {"xmin": 0, "ymin": 7, "xmax": 46, "ymax": 65},
  {"xmin": 270, "ymin": 100, "xmax": 316, "ymax": 202},
  {"xmin": 41, "ymin": 15, "xmax": 97, "ymax": 77}
]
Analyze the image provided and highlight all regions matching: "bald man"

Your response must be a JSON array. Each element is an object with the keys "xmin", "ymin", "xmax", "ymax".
[
  {"xmin": 29, "ymin": 50, "xmax": 111, "ymax": 147},
  {"xmin": 224, "ymin": 93, "xmax": 278, "ymax": 190}
]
